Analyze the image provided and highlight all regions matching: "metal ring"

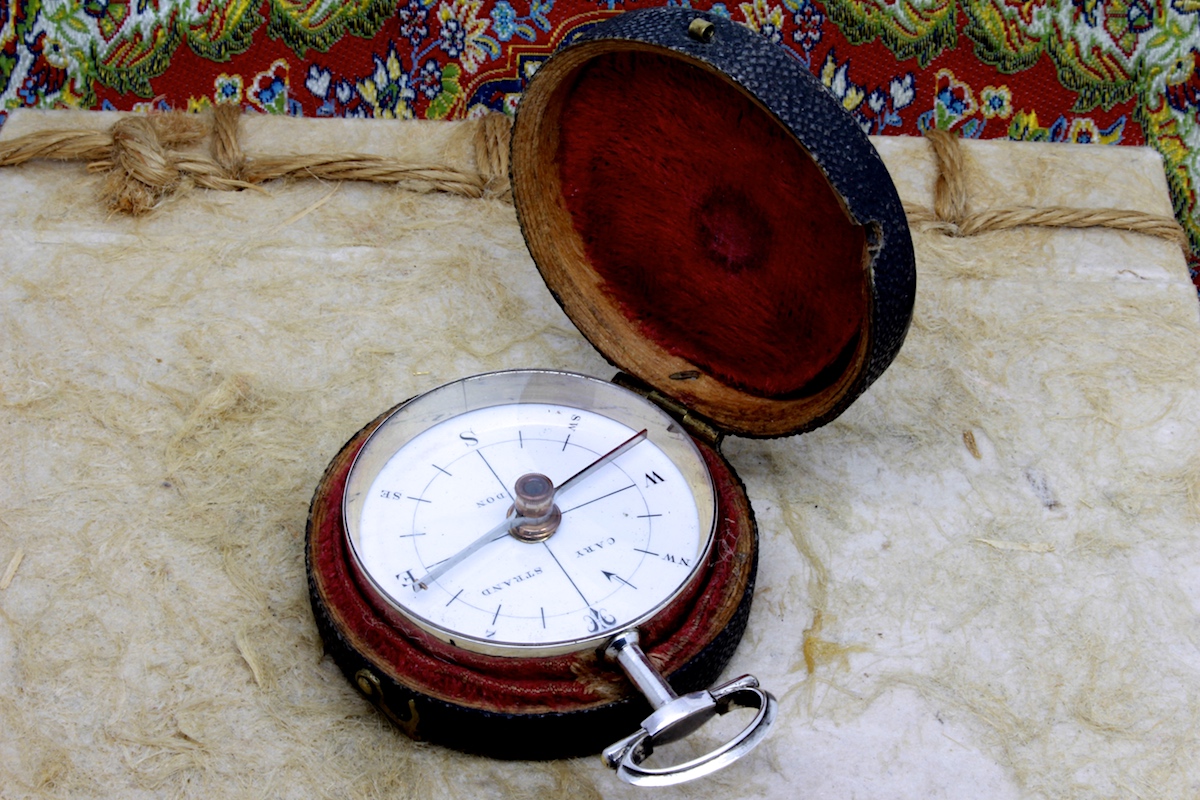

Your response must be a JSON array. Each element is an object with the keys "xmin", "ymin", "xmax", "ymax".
[{"xmin": 605, "ymin": 676, "xmax": 777, "ymax": 787}]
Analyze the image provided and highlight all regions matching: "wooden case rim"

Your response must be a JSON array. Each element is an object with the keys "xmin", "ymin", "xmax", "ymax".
[{"xmin": 510, "ymin": 13, "xmax": 906, "ymax": 438}]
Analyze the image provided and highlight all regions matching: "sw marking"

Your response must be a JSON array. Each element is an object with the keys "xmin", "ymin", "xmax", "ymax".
[{"xmin": 480, "ymin": 567, "xmax": 543, "ymax": 596}]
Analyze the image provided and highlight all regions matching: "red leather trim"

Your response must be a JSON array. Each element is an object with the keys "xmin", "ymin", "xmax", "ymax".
[{"xmin": 308, "ymin": 402, "xmax": 756, "ymax": 717}]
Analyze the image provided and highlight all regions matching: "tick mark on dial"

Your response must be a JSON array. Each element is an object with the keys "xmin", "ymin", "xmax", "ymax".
[
  {"xmin": 445, "ymin": 589, "xmax": 463, "ymax": 606},
  {"xmin": 409, "ymin": 496, "xmax": 431, "ymax": 504},
  {"xmin": 561, "ymin": 434, "xmax": 571, "ymax": 451},
  {"xmin": 637, "ymin": 513, "xmax": 662, "ymax": 519},
  {"xmin": 492, "ymin": 604, "xmax": 502, "ymax": 624},
  {"xmin": 542, "ymin": 542, "xmax": 590, "ymax": 606},
  {"xmin": 433, "ymin": 464, "xmax": 452, "ymax": 477},
  {"xmin": 477, "ymin": 450, "xmax": 509, "ymax": 495},
  {"xmin": 396, "ymin": 532, "xmax": 426, "ymax": 538},
  {"xmin": 634, "ymin": 548, "xmax": 659, "ymax": 556}
]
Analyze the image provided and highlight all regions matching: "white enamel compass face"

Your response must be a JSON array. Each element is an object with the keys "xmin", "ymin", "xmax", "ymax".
[{"xmin": 343, "ymin": 370, "xmax": 717, "ymax": 657}]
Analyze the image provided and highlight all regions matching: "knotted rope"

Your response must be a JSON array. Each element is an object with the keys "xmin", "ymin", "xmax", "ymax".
[
  {"xmin": 905, "ymin": 128, "xmax": 1188, "ymax": 250},
  {"xmin": 0, "ymin": 109, "xmax": 1189, "ymax": 251},
  {"xmin": 0, "ymin": 105, "xmax": 513, "ymax": 214}
]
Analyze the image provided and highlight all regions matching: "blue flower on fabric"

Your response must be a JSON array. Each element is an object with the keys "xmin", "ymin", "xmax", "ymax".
[
  {"xmin": 792, "ymin": 0, "xmax": 824, "ymax": 52},
  {"xmin": 214, "ymin": 73, "xmax": 244, "ymax": 104},
  {"xmin": 937, "ymin": 85, "xmax": 967, "ymax": 117},
  {"xmin": 530, "ymin": 0, "xmax": 554, "ymax": 29},
  {"xmin": 259, "ymin": 77, "xmax": 285, "ymax": 106},
  {"xmin": 491, "ymin": 1, "xmax": 517, "ymax": 41},
  {"xmin": 398, "ymin": 0, "xmax": 431, "ymax": 48},
  {"xmin": 708, "ymin": 4, "xmax": 731, "ymax": 18},
  {"xmin": 441, "ymin": 17, "xmax": 466, "ymax": 57},
  {"xmin": 980, "ymin": 85, "xmax": 1012, "ymax": 119},
  {"xmin": 419, "ymin": 59, "xmax": 443, "ymax": 99}
]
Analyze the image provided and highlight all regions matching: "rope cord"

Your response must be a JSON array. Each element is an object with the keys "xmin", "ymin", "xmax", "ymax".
[
  {"xmin": 0, "ymin": 108, "xmax": 1187, "ymax": 251},
  {"xmin": 0, "ymin": 105, "xmax": 512, "ymax": 214},
  {"xmin": 905, "ymin": 128, "xmax": 1187, "ymax": 250}
]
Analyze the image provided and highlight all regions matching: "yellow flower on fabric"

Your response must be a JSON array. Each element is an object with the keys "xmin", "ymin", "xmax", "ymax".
[
  {"xmin": 1008, "ymin": 108, "xmax": 1048, "ymax": 140},
  {"xmin": 357, "ymin": 44, "xmax": 415, "ymax": 119},
  {"xmin": 819, "ymin": 51, "xmax": 866, "ymax": 113},
  {"xmin": 842, "ymin": 85, "xmax": 864, "ymax": 111},
  {"xmin": 1067, "ymin": 118, "xmax": 1100, "ymax": 143},
  {"xmin": 738, "ymin": 0, "xmax": 785, "ymax": 44},
  {"xmin": 214, "ymin": 73, "xmax": 244, "ymax": 105},
  {"xmin": 437, "ymin": 0, "xmax": 498, "ymax": 74},
  {"xmin": 1067, "ymin": 117, "xmax": 1124, "ymax": 145},
  {"xmin": 980, "ymin": 85, "xmax": 1013, "ymax": 119}
]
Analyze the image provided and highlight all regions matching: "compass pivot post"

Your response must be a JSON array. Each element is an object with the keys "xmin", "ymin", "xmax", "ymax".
[{"xmin": 510, "ymin": 472, "xmax": 562, "ymax": 542}]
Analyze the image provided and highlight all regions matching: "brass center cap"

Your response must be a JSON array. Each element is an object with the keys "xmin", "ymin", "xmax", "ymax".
[{"xmin": 509, "ymin": 473, "xmax": 562, "ymax": 542}]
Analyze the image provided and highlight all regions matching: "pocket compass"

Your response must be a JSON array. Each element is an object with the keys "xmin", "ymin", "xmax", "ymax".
[
  {"xmin": 326, "ymin": 369, "xmax": 774, "ymax": 785},
  {"xmin": 307, "ymin": 7, "xmax": 914, "ymax": 789}
]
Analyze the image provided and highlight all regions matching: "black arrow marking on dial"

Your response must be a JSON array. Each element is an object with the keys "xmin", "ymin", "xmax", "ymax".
[{"xmin": 602, "ymin": 571, "xmax": 637, "ymax": 590}]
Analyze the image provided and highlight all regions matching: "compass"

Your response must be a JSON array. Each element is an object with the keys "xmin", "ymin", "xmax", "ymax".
[
  {"xmin": 333, "ymin": 369, "xmax": 774, "ymax": 784},
  {"xmin": 307, "ymin": 6, "xmax": 915, "ymax": 789}
]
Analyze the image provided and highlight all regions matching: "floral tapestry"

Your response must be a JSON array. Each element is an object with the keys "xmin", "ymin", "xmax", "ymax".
[{"xmin": 2, "ymin": 0, "xmax": 1198, "ymax": 286}]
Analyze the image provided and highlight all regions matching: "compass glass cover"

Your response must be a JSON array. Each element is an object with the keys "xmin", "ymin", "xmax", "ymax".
[{"xmin": 344, "ymin": 371, "xmax": 717, "ymax": 656}]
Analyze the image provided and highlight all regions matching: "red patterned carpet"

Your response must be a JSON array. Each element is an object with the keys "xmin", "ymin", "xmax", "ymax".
[{"xmin": 3, "ymin": 0, "xmax": 1198, "ymax": 287}]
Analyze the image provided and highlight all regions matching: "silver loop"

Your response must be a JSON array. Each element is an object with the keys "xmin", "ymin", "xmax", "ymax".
[{"xmin": 603, "ymin": 675, "xmax": 777, "ymax": 787}]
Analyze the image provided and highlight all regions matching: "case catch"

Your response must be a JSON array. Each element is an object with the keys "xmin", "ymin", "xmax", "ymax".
[{"xmin": 611, "ymin": 373, "xmax": 723, "ymax": 447}]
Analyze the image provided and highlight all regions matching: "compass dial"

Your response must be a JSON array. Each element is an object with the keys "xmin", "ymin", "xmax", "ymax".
[{"xmin": 343, "ymin": 371, "xmax": 717, "ymax": 657}]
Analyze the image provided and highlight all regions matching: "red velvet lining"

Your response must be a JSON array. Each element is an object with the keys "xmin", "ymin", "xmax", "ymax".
[
  {"xmin": 556, "ymin": 51, "xmax": 868, "ymax": 398},
  {"xmin": 310, "ymin": 423, "xmax": 753, "ymax": 715}
]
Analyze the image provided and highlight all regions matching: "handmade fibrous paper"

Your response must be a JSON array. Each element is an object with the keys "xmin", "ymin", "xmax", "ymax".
[{"xmin": 1, "ymin": 111, "xmax": 1198, "ymax": 799}]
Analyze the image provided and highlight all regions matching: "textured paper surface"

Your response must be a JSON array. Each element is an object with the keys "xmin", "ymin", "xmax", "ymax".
[{"xmin": 1, "ymin": 111, "xmax": 1198, "ymax": 799}]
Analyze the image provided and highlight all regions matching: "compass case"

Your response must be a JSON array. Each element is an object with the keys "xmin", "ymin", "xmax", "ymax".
[
  {"xmin": 307, "ymin": 399, "xmax": 757, "ymax": 759},
  {"xmin": 511, "ymin": 8, "xmax": 915, "ymax": 437},
  {"xmin": 308, "ymin": 7, "xmax": 915, "ymax": 762}
]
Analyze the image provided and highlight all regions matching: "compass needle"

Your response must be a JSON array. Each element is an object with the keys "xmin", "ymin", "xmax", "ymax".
[{"xmin": 345, "ymin": 374, "xmax": 711, "ymax": 652}]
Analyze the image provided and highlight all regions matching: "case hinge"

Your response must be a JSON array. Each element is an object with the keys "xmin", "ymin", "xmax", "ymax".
[{"xmin": 611, "ymin": 373, "xmax": 724, "ymax": 448}]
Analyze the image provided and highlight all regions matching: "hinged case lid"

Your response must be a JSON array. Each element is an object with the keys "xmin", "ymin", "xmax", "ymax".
[{"xmin": 511, "ymin": 8, "xmax": 915, "ymax": 437}]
